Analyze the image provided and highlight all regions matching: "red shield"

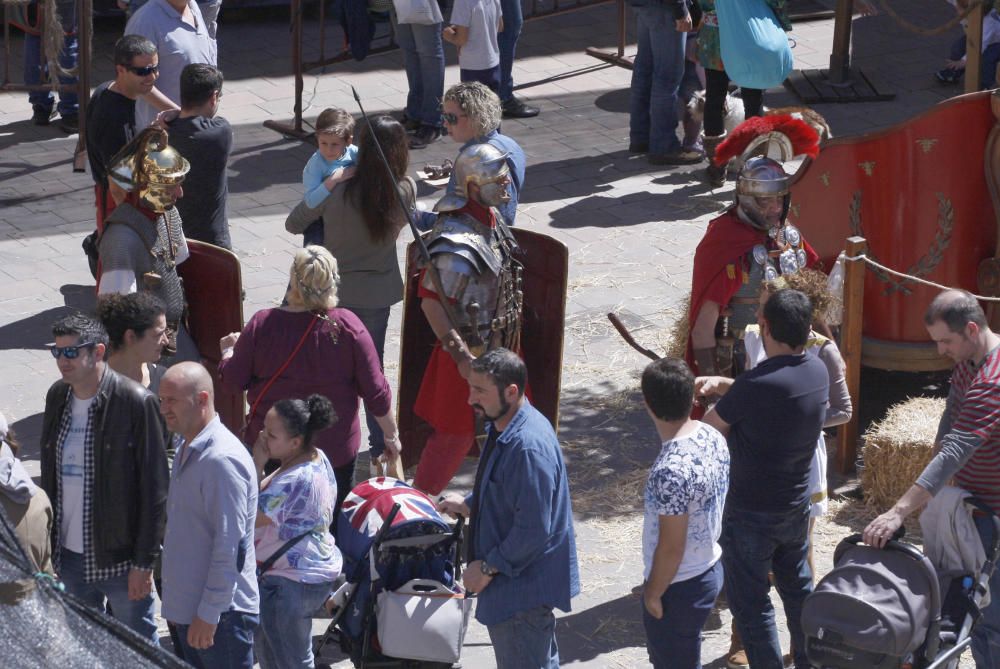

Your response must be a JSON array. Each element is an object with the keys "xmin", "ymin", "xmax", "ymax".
[
  {"xmin": 177, "ymin": 240, "xmax": 245, "ymax": 433},
  {"xmin": 396, "ymin": 228, "xmax": 568, "ymax": 469}
]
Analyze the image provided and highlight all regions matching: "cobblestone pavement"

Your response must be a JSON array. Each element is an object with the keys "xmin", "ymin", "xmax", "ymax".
[{"xmin": 0, "ymin": 0, "xmax": 972, "ymax": 666}]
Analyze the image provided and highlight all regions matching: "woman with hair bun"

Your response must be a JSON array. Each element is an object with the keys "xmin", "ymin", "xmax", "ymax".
[
  {"xmin": 219, "ymin": 246, "xmax": 403, "ymax": 514},
  {"xmin": 253, "ymin": 393, "xmax": 341, "ymax": 669},
  {"xmin": 96, "ymin": 292, "xmax": 170, "ymax": 393}
]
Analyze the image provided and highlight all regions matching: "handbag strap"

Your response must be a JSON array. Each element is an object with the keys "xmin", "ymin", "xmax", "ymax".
[
  {"xmin": 257, "ymin": 531, "xmax": 311, "ymax": 577},
  {"xmin": 246, "ymin": 314, "xmax": 320, "ymax": 432}
]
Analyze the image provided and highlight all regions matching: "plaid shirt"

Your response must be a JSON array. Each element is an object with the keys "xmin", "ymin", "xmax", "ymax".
[{"xmin": 52, "ymin": 385, "xmax": 132, "ymax": 582}]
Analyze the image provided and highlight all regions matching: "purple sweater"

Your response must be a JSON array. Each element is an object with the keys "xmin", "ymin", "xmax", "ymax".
[{"xmin": 219, "ymin": 307, "xmax": 392, "ymax": 467}]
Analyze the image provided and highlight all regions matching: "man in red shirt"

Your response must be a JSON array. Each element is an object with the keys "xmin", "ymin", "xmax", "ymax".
[
  {"xmin": 412, "ymin": 143, "xmax": 521, "ymax": 495},
  {"xmin": 865, "ymin": 289, "xmax": 1000, "ymax": 668}
]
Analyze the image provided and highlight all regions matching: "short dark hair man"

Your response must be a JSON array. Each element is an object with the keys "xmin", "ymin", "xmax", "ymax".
[
  {"xmin": 39, "ymin": 313, "xmax": 168, "ymax": 642},
  {"xmin": 696, "ymin": 289, "xmax": 829, "ymax": 668},
  {"xmin": 864, "ymin": 289, "xmax": 1000, "ymax": 667},
  {"xmin": 166, "ymin": 63, "xmax": 233, "ymax": 249},
  {"xmin": 438, "ymin": 347, "xmax": 579, "ymax": 668},
  {"xmin": 640, "ymin": 358, "xmax": 729, "ymax": 668},
  {"xmin": 85, "ymin": 35, "xmax": 159, "ymax": 233}
]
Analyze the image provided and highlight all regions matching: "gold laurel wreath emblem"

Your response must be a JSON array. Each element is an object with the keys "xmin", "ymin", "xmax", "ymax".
[{"xmin": 849, "ymin": 190, "xmax": 954, "ymax": 296}]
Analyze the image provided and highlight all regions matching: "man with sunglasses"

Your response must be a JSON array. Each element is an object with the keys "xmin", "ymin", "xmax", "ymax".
[
  {"xmin": 83, "ymin": 35, "xmax": 159, "ymax": 273},
  {"xmin": 39, "ymin": 313, "xmax": 169, "ymax": 642}
]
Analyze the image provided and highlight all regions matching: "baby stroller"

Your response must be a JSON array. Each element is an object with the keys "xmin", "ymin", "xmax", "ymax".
[
  {"xmin": 314, "ymin": 477, "xmax": 471, "ymax": 668},
  {"xmin": 801, "ymin": 498, "xmax": 1000, "ymax": 669}
]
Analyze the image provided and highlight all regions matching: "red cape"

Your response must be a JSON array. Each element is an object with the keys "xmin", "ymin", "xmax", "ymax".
[{"xmin": 685, "ymin": 209, "xmax": 819, "ymax": 370}]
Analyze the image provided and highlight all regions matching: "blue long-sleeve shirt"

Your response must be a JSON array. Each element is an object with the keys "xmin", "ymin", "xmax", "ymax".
[
  {"xmin": 302, "ymin": 145, "xmax": 359, "ymax": 209},
  {"xmin": 161, "ymin": 416, "xmax": 259, "ymax": 625},
  {"xmin": 415, "ymin": 129, "xmax": 526, "ymax": 232},
  {"xmin": 465, "ymin": 401, "xmax": 580, "ymax": 626}
]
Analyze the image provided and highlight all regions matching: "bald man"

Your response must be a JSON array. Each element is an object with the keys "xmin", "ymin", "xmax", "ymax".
[
  {"xmin": 863, "ymin": 289, "xmax": 1000, "ymax": 668},
  {"xmin": 159, "ymin": 362, "xmax": 260, "ymax": 669}
]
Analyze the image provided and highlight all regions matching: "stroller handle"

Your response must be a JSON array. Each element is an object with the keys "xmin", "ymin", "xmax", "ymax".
[{"xmin": 840, "ymin": 532, "xmax": 927, "ymax": 564}]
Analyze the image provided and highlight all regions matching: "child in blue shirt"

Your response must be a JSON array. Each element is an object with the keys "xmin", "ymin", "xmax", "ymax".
[{"xmin": 301, "ymin": 107, "xmax": 358, "ymax": 246}]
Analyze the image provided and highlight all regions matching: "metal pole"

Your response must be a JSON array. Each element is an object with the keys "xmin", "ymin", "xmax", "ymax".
[
  {"xmin": 837, "ymin": 236, "xmax": 867, "ymax": 475},
  {"xmin": 74, "ymin": 0, "xmax": 92, "ymax": 172}
]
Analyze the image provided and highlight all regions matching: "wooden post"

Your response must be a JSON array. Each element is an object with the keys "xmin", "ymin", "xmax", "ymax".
[
  {"xmin": 966, "ymin": 2, "xmax": 984, "ymax": 95},
  {"xmin": 828, "ymin": 0, "xmax": 855, "ymax": 84},
  {"xmin": 837, "ymin": 236, "xmax": 867, "ymax": 474},
  {"xmin": 616, "ymin": 0, "xmax": 626, "ymax": 58}
]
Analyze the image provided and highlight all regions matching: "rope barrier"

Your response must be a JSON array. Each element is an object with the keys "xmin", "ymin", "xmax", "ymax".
[
  {"xmin": 842, "ymin": 252, "xmax": 1000, "ymax": 301},
  {"xmin": 876, "ymin": 0, "xmax": 991, "ymax": 37}
]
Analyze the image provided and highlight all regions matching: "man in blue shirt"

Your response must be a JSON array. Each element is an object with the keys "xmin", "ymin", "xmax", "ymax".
[
  {"xmin": 418, "ymin": 82, "xmax": 525, "ymax": 231},
  {"xmin": 697, "ymin": 289, "xmax": 829, "ymax": 669},
  {"xmin": 439, "ymin": 348, "xmax": 579, "ymax": 669},
  {"xmin": 159, "ymin": 362, "xmax": 259, "ymax": 669}
]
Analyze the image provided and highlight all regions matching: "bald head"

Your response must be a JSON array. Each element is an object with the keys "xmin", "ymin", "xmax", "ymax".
[
  {"xmin": 924, "ymin": 289, "xmax": 988, "ymax": 334},
  {"xmin": 163, "ymin": 361, "xmax": 214, "ymax": 397},
  {"xmin": 159, "ymin": 362, "xmax": 216, "ymax": 441}
]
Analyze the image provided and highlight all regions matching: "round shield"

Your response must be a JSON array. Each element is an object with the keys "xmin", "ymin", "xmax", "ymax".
[
  {"xmin": 753, "ymin": 244, "xmax": 768, "ymax": 266},
  {"xmin": 765, "ymin": 264, "xmax": 779, "ymax": 281},
  {"xmin": 797, "ymin": 248, "xmax": 808, "ymax": 268},
  {"xmin": 784, "ymin": 224, "xmax": 801, "ymax": 247},
  {"xmin": 779, "ymin": 249, "xmax": 799, "ymax": 275}
]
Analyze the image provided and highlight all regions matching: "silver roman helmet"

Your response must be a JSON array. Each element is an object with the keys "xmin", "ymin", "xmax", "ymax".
[
  {"xmin": 434, "ymin": 143, "xmax": 511, "ymax": 213},
  {"xmin": 108, "ymin": 127, "xmax": 190, "ymax": 213}
]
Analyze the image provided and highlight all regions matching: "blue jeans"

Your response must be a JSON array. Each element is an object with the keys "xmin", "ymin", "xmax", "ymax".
[
  {"xmin": 461, "ymin": 65, "xmax": 501, "ymax": 95},
  {"xmin": 721, "ymin": 504, "xmax": 813, "ymax": 669},
  {"xmin": 173, "ymin": 610, "xmax": 258, "ymax": 669},
  {"xmin": 498, "ymin": 0, "xmax": 523, "ymax": 102},
  {"xmin": 629, "ymin": 5, "xmax": 686, "ymax": 155},
  {"xmin": 973, "ymin": 514, "xmax": 1000, "ymax": 668},
  {"xmin": 392, "ymin": 15, "xmax": 444, "ymax": 128},
  {"xmin": 23, "ymin": 0, "xmax": 78, "ymax": 116},
  {"xmin": 343, "ymin": 305, "xmax": 391, "ymax": 457},
  {"xmin": 487, "ymin": 604, "xmax": 559, "ymax": 669},
  {"xmin": 58, "ymin": 548, "xmax": 159, "ymax": 643},
  {"xmin": 255, "ymin": 576, "xmax": 332, "ymax": 669},
  {"xmin": 642, "ymin": 560, "xmax": 723, "ymax": 669}
]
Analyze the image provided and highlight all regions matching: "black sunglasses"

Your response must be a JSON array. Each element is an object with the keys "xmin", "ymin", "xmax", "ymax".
[
  {"xmin": 127, "ymin": 64, "xmax": 159, "ymax": 77},
  {"xmin": 442, "ymin": 112, "xmax": 466, "ymax": 125},
  {"xmin": 49, "ymin": 342, "xmax": 97, "ymax": 359}
]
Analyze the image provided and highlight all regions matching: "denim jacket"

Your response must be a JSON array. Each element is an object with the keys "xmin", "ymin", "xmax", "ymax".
[{"xmin": 465, "ymin": 401, "xmax": 580, "ymax": 626}]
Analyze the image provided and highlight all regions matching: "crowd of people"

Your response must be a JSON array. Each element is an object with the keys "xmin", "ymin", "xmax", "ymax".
[{"xmin": 5, "ymin": 3, "xmax": 1000, "ymax": 669}]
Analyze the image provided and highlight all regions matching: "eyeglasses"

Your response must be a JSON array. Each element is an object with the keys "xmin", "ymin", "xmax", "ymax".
[
  {"xmin": 49, "ymin": 342, "xmax": 96, "ymax": 359},
  {"xmin": 126, "ymin": 64, "xmax": 159, "ymax": 77},
  {"xmin": 442, "ymin": 112, "xmax": 466, "ymax": 125}
]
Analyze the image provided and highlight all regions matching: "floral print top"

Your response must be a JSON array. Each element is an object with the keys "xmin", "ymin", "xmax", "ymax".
[
  {"xmin": 255, "ymin": 450, "xmax": 342, "ymax": 584},
  {"xmin": 642, "ymin": 422, "xmax": 730, "ymax": 583}
]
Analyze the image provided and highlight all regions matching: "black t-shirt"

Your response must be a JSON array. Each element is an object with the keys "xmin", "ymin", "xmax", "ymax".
[
  {"xmin": 85, "ymin": 81, "xmax": 136, "ymax": 188},
  {"xmin": 715, "ymin": 353, "xmax": 829, "ymax": 513},
  {"xmin": 166, "ymin": 115, "xmax": 233, "ymax": 250}
]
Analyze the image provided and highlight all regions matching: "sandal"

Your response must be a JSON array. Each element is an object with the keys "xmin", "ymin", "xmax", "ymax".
[{"xmin": 423, "ymin": 159, "xmax": 453, "ymax": 180}]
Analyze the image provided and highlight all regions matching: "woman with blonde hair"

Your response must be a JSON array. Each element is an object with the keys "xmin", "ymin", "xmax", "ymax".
[{"xmin": 219, "ymin": 246, "xmax": 402, "ymax": 512}]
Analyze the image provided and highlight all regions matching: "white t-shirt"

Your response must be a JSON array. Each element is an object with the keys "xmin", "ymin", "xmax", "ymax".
[
  {"xmin": 642, "ymin": 422, "xmax": 729, "ymax": 583},
  {"xmin": 60, "ymin": 395, "xmax": 95, "ymax": 553},
  {"xmin": 451, "ymin": 0, "xmax": 501, "ymax": 71}
]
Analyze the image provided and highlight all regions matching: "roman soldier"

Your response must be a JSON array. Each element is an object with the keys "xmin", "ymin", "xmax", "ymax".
[
  {"xmin": 687, "ymin": 114, "xmax": 823, "ymax": 377},
  {"xmin": 97, "ymin": 126, "xmax": 198, "ymax": 361},
  {"xmin": 412, "ymin": 142, "xmax": 524, "ymax": 495}
]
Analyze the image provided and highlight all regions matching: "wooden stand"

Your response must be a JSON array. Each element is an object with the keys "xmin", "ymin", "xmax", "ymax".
[{"xmin": 837, "ymin": 236, "xmax": 867, "ymax": 475}]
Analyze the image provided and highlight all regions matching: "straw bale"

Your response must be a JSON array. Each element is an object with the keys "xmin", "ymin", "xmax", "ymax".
[
  {"xmin": 861, "ymin": 396, "xmax": 945, "ymax": 512},
  {"xmin": 659, "ymin": 293, "xmax": 690, "ymax": 361}
]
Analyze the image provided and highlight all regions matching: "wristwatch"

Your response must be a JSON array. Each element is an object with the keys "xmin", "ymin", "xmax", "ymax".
[{"xmin": 479, "ymin": 560, "xmax": 499, "ymax": 577}]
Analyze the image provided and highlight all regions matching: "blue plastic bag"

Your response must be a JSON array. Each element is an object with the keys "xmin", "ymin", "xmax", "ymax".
[{"xmin": 715, "ymin": 0, "xmax": 793, "ymax": 90}]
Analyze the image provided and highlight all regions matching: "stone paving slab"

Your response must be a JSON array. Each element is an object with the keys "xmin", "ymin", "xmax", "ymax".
[{"xmin": 0, "ymin": 0, "xmax": 980, "ymax": 666}]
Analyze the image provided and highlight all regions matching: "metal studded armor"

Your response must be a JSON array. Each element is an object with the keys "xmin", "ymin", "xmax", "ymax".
[{"xmin": 421, "ymin": 211, "xmax": 523, "ymax": 356}]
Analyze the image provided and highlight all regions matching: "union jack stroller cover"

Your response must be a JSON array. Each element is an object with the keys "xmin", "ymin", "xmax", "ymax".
[{"xmin": 333, "ymin": 477, "xmax": 465, "ymax": 663}]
